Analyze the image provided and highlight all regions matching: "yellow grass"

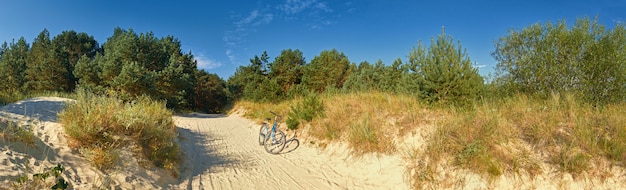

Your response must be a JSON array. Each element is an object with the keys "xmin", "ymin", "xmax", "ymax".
[
  {"xmin": 233, "ymin": 92, "xmax": 626, "ymax": 189},
  {"xmin": 58, "ymin": 90, "xmax": 180, "ymax": 176}
]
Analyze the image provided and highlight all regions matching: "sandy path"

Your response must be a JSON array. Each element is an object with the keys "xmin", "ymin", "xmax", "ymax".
[
  {"xmin": 0, "ymin": 97, "xmax": 409, "ymax": 189},
  {"xmin": 171, "ymin": 113, "xmax": 409, "ymax": 190}
]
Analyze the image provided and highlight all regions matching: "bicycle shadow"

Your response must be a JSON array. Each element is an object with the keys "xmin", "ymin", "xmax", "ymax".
[{"xmin": 280, "ymin": 138, "xmax": 300, "ymax": 154}]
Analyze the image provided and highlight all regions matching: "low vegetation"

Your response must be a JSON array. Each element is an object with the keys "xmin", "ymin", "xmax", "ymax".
[
  {"xmin": 0, "ymin": 118, "xmax": 36, "ymax": 147},
  {"xmin": 58, "ymin": 90, "xmax": 180, "ymax": 176},
  {"xmin": 236, "ymin": 91, "xmax": 626, "ymax": 189}
]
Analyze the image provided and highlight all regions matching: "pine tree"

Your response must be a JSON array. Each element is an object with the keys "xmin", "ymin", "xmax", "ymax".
[
  {"xmin": 409, "ymin": 31, "xmax": 484, "ymax": 106},
  {"xmin": 25, "ymin": 29, "xmax": 69, "ymax": 92},
  {"xmin": 269, "ymin": 49, "xmax": 305, "ymax": 96},
  {"xmin": 302, "ymin": 49, "xmax": 352, "ymax": 92},
  {"xmin": 51, "ymin": 30, "xmax": 99, "ymax": 91},
  {"xmin": 0, "ymin": 37, "xmax": 30, "ymax": 93}
]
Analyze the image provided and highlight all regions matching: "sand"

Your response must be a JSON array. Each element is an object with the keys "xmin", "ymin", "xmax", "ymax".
[
  {"xmin": 2, "ymin": 97, "xmax": 625, "ymax": 189},
  {"xmin": 0, "ymin": 97, "xmax": 409, "ymax": 189}
]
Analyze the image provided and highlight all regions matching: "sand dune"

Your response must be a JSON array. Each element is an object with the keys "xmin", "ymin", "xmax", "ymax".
[
  {"xmin": 0, "ymin": 97, "xmax": 409, "ymax": 189},
  {"xmin": 3, "ymin": 97, "xmax": 624, "ymax": 189}
]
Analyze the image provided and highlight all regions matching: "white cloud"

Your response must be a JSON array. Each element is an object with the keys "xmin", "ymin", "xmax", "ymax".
[
  {"xmin": 278, "ymin": 0, "xmax": 333, "ymax": 15},
  {"xmin": 224, "ymin": 9, "xmax": 275, "ymax": 65},
  {"xmin": 195, "ymin": 54, "xmax": 223, "ymax": 70},
  {"xmin": 226, "ymin": 49, "xmax": 237, "ymax": 64}
]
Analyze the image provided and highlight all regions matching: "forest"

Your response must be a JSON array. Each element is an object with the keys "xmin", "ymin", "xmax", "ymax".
[{"xmin": 1, "ymin": 17, "xmax": 625, "ymax": 111}]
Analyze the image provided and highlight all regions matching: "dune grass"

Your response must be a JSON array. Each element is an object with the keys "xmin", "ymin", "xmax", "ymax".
[
  {"xmin": 0, "ymin": 118, "xmax": 36, "ymax": 146},
  {"xmin": 58, "ymin": 90, "xmax": 180, "ymax": 176},
  {"xmin": 234, "ymin": 91, "xmax": 626, "ymax": 189},
  {"xmin": 234, "ymin": 91, "xmax": 430, "ymax": 154},
  {"xmin": 411, "ymin": 93, "xmax": 626, "ymax": 188}
]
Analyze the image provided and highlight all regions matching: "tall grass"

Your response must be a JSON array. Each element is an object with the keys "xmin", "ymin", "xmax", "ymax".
[
  {"xmin": 411, "ymin": 93, "xmax": 626, "ymax": 188},
  {"xmin": 58, "ymin": 90, "xmax": 180, "ymax": 176},
  {"xmin": 234, "ymin": 91, "xmax": 429, "ymax": 154},
  {"xmin": 0, "ymin": 118, "xmax": 36, "ymax": 146},
  {"xmin": 233, "ymin": 91, "xmax": 626, "ymax": 189}
]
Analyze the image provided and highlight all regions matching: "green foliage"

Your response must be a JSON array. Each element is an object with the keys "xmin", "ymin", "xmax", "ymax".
[
  {"xmin": 343, "ymin": 58, "xmax": 418, "ymax": 95},
  {"xmin": 0, "ymin": 118, "xmax": 36, "ymax": 145},
  {"xmin": 14, "ymin": 164, "xmax": 68, "ymax": 189},
  {"xmin": 409, "ymin": 32, "xmax": 484, "ymax": 106},
  {"xmin": 51, "ymin": 30, "xmax": 100, "ymax": 92},
  {"xmin": 492, "ymin": 17, "xmax": 626, "ymax": 104},
  {"xmin": 228, "ymin": 51, "xmax": 271, "ymax": 101},
  {"xmin": 194, "ymin": 70, "xmax": 229, "ymax": 113},
  {"xmin": 0, "ymin": 37, "xmax": 29, "ymax": 94},
  {"xmin": 59, "ymin": 89, "xmax": 180, "ymax": 175},
  {"xmin": 269, "ymin": 49, "xmax": 306, "ymax": 96},
  {"xmin": 286, "ymin": 94, "xmax": 324, "ymax": 130},
  {"xmin": 302, "ymin": 49, "xmax": 352, "ymax": 92},
  {"xmin": 25, "ymin": 29, "xmax": 70, "ymax": 92}
]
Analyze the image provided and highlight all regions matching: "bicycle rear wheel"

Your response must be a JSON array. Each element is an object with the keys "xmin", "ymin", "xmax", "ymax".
[
  {"xmin": 259, "ymin": 123, "xmax": 268, "ymax": 145},
  {"xmin": 264, "ymin": 129, "xmax": 286, "ymax": 154}
]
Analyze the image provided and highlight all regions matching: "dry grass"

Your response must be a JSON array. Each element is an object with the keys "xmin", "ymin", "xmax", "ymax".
[
  {"xmin": 232, "ymin": 92, "xmax": 626, "ymax": 189},
  {"xmin": 234, "ymin": 91, "xmax": 431, "ymax": 154},
  {"xmin": 0, "ymin": 118, "xmax": 36, "ymax": 146},
  {"xmin": 411, "ymin": 93, "xmax": 626, "ymax": 189},
  {"xmin": 58, "ymin": 90, "xmax": 180, "ymax": 176}
]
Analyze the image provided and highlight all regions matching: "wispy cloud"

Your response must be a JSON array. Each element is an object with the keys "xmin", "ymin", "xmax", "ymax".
[
  {"xmin": 224, "ymin": 9, "xmax": 274, "ymax": 65},
  {"xmin": 195, "ymin": 53, "xmax": 223, "ymax": 70},
  {"xmin": 223, "ymin": 0, "xmax": 353, "ymax": 65}
]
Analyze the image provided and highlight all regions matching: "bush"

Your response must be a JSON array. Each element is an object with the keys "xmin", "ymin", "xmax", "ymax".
[
  {"xmin": 286, "ymin": 94, "xmax": 324, "ymax": 130},
  {"xmin": 58, "ymin": 90, "xmax": 180, "ymax": 176}
]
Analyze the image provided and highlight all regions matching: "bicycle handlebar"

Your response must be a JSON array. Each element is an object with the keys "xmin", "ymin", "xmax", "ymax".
[{"xmin": 269, "ymin": 111, "xmax": 281, "ymax": 121}]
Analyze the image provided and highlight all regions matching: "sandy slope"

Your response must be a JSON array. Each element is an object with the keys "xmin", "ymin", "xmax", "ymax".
[
  {"xmin": 0, "ymin": 97, "xmax": 409, "ymax": 189},
  {"xmin": 170, "ymin": 113, "xmax": 409, "ymax": 189},
  {"xmin": 3, "ymin": 97, "xmax": 626, "ymax": 189}
]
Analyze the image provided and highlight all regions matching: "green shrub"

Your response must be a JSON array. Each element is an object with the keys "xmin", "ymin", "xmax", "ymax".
[
  {"xmin": 14, "ymin": 164, "xmax": 68, "ymax": 189},
  {"xmin": 286, "ymin": 94, "xmax": 324, "ymax": 130}
]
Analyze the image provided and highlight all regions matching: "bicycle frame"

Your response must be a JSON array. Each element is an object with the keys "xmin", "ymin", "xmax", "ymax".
[{"xmin": 263, "ymin": 117, "xmax": 279, "ymax": 142}]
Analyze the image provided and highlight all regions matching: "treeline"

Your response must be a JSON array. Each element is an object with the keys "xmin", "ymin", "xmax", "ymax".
[
  {"xmin": 230, "ymin": 17, "xmax": 626, "ymax": 106},
  {"xmin": 1, "ymin": 17, "xmax": 624, "ymax": 112},
  {"xmin": 0, "ymin": 27, "xmax": 228, "ymax": 112}
]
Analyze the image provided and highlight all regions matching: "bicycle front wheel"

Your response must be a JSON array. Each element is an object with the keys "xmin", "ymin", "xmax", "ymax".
[
  {"xmin": 264, "ymin": 129, "xmax": 286, "ymax": 154},
  {"xmin": 259, "ymin": 123, "xmax": 268, "ymax": 145}
]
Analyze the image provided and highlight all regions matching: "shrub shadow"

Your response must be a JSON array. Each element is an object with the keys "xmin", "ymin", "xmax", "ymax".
[
  {"xmin": 175, "ymin": 113, "xmax": 226, "ymax": 119},
  {"xmin": 176, "ymin": 127, "xmax": 252, "ymax": 187},
  {"xmin": 0, "ymin": 98, "xmax": 70, "ymax": 122}
]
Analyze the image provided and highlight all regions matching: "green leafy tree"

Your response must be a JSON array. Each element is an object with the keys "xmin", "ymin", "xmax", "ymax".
[
  {"xmin": 493, "ymin": 17, "xmax": 626, "ymax": 104},
  {"xmin": 25, "ymin": 29, "xmax": 69, "ymax": 92},
  {"xmin": 0, "ymin": 37, "xmax": 30, "ymax": 93},
  {"xmin": 302, "ymin": 49, "xmax": 352, "ymax": 92},
  {"xmin": 409, "ymin": 32, "xmax": 484, "ymax": 106}
]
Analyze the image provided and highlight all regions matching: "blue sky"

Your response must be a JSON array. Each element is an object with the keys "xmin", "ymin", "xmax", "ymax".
[{"xmin": 1, "ymin": 0, "xmax": 624, "ymax": 79}]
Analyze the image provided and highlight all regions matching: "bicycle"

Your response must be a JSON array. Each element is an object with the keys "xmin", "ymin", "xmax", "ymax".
[{"xmin": 258, "ymin": 111, "xmax": 287, "ymax": 154}]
